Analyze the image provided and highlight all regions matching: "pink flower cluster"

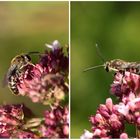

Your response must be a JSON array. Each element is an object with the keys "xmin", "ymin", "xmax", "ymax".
[
  {"xmin": 111, "ymin": 72, "xmax": 140, "ymax": 125},
  {"xmin": 81, "ymin": 71, "xmax": 140, "ymax": 138},
  {"xmin": 2, "ymin": 40, "xmax": 69, "ymax": 138},
  {"xmin": 39, "ymin": 106, "xmax": 69, "ymax": 138},
  {"xmin": 17, "ymin": 40, "xmax": 69, "ymax": 105},
  {"xmin": 81, "ymin": 98, "xmax": 126, "ymax": 139},
  {"xmin": 0, "ymin": 104, "xmax": 37, "ymax": 138},
  {"xmin": 0, "ymin": 104, "xmax": 69, "ymax": 138}
]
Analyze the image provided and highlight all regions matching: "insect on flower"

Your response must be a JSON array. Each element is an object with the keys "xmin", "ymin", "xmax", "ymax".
[
  {"xmin": 6, "ymin": 52, "xmax": 40, "ymax": 95},
  {"xmin": 84, "ymin": 44, "xmax": 140, "ymax": 75}
]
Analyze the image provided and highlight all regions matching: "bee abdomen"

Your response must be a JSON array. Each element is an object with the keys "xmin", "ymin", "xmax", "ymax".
[
  {"xmin": 9, "ymin": 86, "xmax": 19, "ymax": 95},
  {"xmin": 126, "ymin": 63, "xmax": 140, "ymax": 75},
  {"xmin": 8, "ymin": 76, "xmax": 19, "ymax": 95}
]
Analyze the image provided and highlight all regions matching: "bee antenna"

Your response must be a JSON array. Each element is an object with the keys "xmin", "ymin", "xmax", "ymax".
[
  {"xmin": 95, "ymin": 43, "xmax": 106, "ymax": 63},
  {"xmin": 83, "ymin": 64, "xmax": 105, "ymax": 72},
  {"xmin": 27, "ymin": 52, "xmax": 40, "ymax": 55}
]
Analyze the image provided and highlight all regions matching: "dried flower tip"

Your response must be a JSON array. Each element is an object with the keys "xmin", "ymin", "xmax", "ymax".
[{"xmin": 45, "ymin": 40, "xmax": 61, "ymax": 51}]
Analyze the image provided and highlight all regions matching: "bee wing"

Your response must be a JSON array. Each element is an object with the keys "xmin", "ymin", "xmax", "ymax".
[
  {"xmin": 2, "ymin": 64, "xmax": 17, "ymax": 87},
  {"xmin": 27, "ymin": 51, "xmax": 40, "ymax": 55},
  {"xmin": 2, "ymin": 72, "xmax": 8, "ymax": 87}
]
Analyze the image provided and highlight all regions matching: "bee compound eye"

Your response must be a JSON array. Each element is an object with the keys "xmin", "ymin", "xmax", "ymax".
[
  {"xmin": 105, "ymin": 66, "xmax": 109, "ymax": 72},
  {"xmin": 24, "ymin": 55, "xmax": 31, "ymax": 61},
  {"xmin": 105, "ymin": 62, "xmax": 109, "ymax": 72}
]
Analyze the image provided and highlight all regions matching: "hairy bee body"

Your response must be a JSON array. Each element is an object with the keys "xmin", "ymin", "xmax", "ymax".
[
  {"xmin": 7, "ymin": 54, "xmax": 31, "ymax": 95},
  {"xmin": 105, "ymin": 59, "xmax": 140, "ymax": 74},
  {"xmin": 84, "ymin": 59, "xmax": 140, "ymax": 75}
]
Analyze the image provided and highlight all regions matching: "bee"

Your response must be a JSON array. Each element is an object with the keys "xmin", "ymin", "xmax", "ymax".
[
  {"xmin": 6, "ymin": 52, "xmax": 39, "ymax": 95},
  {"xmin": 83, "ymin": 59, "xmax": 140, "ymax": 75},
  {"xmin": 84, "ymin": 44, "xmax": 140, "ymax": 75}
]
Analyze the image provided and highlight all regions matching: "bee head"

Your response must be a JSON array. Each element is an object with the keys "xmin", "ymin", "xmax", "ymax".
[
  {"xmin": 11, "ymin": 54, "xmax": 31, "ymax": 66},
  {"xmin": 104, "ymin": 59, "xmax": 126, "ymax": 72},
  {"xmin": 104, "ymin": 61, "xmax": 110, "ymax": 72},
  {"xmin": 24, "ymin": 54, "xmax": 31, "ymax": 62}
]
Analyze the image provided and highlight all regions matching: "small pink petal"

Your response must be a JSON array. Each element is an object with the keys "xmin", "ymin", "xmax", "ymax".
[
  {"xmin": 93, "ymin": 129, "xmax": 101, "ymax": 136},
  {"xmin": 63, "ymin": 125, "xmax": 69, "ymax": 136},
  {"xmin": 118, "ymin": 103, "xmax": 129, "ymax": 116},
  {"xmin": 94, "ymin": 113, "xmax": 104, "ymax": 123},
  {"xmin": 137, "ymin": 117, "xmax": 140, "ymax": 125},
  {"xmin": 120, "ymin": 133, "xmax": 128, "ymax": 139},
  {"xmin": 80, "ymin": 130, "xmax": 93, "ymax": 139},
  {"xmin": 106, "ymin": 98, "xmax": 113, "ymax": 111}
]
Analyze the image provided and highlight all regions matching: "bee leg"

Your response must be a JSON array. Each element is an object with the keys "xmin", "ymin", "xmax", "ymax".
[
  {"xmin": 122, "ymin": 70, "xmax": 125, "ymax": 76},
  {"xmin": 119, "ymin": 70, "xmax": 125, "ymax": 84}
]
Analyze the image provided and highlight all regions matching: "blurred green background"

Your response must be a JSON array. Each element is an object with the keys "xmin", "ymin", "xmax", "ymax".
[
  {"xmin": 0, "ymin": 2, "xmax": 68, "ymax": 116},
  {"xmin": 71, "ymin": 2, "xmax": 140, "ymax": 138}
]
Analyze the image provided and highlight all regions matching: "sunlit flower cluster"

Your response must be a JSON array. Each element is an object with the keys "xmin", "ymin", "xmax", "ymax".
[
  {"xmin": 0, "ymin": 104, "xmax": 69, "ymax": 138},
  {"xmin": 0, "ymin": 104, "xmax": 37, "ymax": 138},
  {"xmin": 39, "ymin": 106, "xmax": 69, "ymax": 138},
  {"xmin": 17, "ymin": 40, "xmax": 69, "ymax": 105},
  {"xmin": 81, "ymin": 71, "xmax": 140, "ymax": 139}
]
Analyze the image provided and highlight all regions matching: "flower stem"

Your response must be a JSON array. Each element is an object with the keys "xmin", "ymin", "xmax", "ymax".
[{"xmin": 136, "ymin": 125, "xmax": 140, "ymax": 138}]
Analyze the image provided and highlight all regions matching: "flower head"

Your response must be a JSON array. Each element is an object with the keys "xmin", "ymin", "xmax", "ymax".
[
  {"xmin": 111, "ymin": 72, "xmax": 140, "ymax": 126},
  {"xmin": 0, "ymin": 104, "xmax": 69, "ymax": 138},
  {"xmin": 111, "ymin": 72, "xmax": 140, "ymax": 100},
  {"xmin": 82, "ymin": 71, "xmax": 140, "ymax": 138},
  {"xmin": 0, "ymin": 104, "xmax": 36, "ymax": 138},
  {"xmin": 88, "ymin": 98, "xmax": 125, "ymax": 138},
  {"xmin": 38, "ymin": 105, "xmax": 69, "ymax": 138},
  {"xmin": 14, "ymin": 41, "xmax": 69, "ymax": 105}
]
